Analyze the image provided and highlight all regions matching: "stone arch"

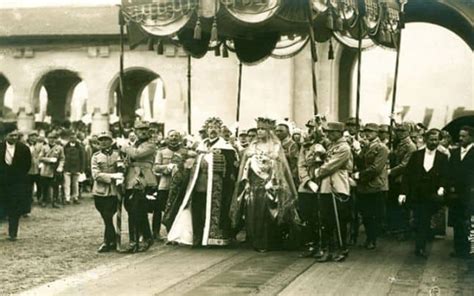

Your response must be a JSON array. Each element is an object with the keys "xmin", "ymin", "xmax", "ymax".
[
  {"xmin": 107, "ymin": 67, "xmax": 165, "ymax": 123},
  {"xmin": 0, "ymin": 73, "xmax": 13, "ymax": 119},
  {"xmin": 338, "ymin": 0, "xmax": 473, "ymax": 122},
  {"xmin": 31, "ymin": 69, "xmax": 86, "ymax": 124}
]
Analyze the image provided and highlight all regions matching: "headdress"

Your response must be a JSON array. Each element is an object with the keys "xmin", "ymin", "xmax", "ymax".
[
  {"xmin": 203, "ymin": 117, "xmax": 223, "ymax": 129},
  {"xmin": 256, "ymin": 117, "xmax": 276, "ymax": 130}
]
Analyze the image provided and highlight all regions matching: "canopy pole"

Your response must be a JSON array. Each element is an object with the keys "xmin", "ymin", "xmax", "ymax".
[
  {"xmin": 307, "ymin": 0, "xmax": 319, "ymax": 115},
  {"xmin": 235, "ymin": 62, "xmax": 243, "ymax": 136},
  {"xmin": 118, "ymin": 6, "xmax": 125, "ymax": 132},
  {"xmin": 187, "ymin": 55, "xmax": 192, "ymax": 135},
  {"xmin": 388, "ymin": 32, "xmax": 403, "ymax": 150},
  {"xmin": 355, "ymin": 21, "xmax": 362, "ymax": 131},
  {"xmin": 389, "ymin": 5, "xmax": 406, "ymax": 150}
]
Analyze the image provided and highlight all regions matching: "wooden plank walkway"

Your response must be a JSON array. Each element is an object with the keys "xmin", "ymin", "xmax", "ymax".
[{"xmin": 21, "ymin": 235, "xmax": 473, "ymax": 296}]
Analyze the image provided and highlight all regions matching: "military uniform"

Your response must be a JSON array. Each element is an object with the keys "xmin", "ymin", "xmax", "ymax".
[
  {"xmin": 315, "ymin": 123, "xmax": 353, "ymax": 261},
  {"xmin": 387, "ymin": 125, "xmax": 417, "ymax": 234},
  {"xmin": 123, "ymin": 122, "xmax": 157, "ymax": 252},
  {"xmin": 297, "ymin": 140, "xmax": 326, "ymax": 254},
  {"xmin": 91, "ymin": 133, "xmax": 123, "ymax": 252},
  {"xmin": 354, "ymin": 124, "xmax": 389, "ymax": 249}
]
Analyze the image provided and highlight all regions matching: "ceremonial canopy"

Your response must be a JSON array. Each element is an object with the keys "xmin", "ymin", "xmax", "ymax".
[{"xmin": 121, "ymin": 0, "xmax": 406, "ymax": 64}]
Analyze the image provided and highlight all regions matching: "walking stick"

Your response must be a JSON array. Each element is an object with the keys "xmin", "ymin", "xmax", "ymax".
[
  {"xmin": 331, "ymin": 193, "xmax": 344, "ymax": 249},
  {"xmin": 116, "ymin": 181, "xmax": 124, "ymax": 251}
]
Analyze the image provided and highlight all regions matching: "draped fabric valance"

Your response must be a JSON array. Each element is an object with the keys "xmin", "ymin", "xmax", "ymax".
[{"xmin": 122, "ymin": 0, "xmax": 405, "ymax": 64}]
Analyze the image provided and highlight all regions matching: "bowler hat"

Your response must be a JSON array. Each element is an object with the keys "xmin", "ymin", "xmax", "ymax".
[
  {"xmin": 363, "ymin": 123, "xmax": 379, "ymax": 132},
  {"xmin": 324, "ymin": 122, "xmax": 345, "ymax": 132}
]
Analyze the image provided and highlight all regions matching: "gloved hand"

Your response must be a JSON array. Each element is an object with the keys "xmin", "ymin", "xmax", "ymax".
[
  {"xmin": 437, "ymin": 187, "xmax": 445, "ymax": 196},
  {"xmin": 111, "ymin": 172, "xmax": 124, "ymax": 180},
  {"xmin": 398, "ymin": 194, "xmax": 406, "ymax": 205},
  {"xmin": 353, "ymin": 172, "xmax": 360, "ymax": 180},
  {"xmin": 307, "ymin": 181, "xmax": 319, "ymax": 193},
  {"xmin": 56, "ymin": 167, "xmax": 63, "ymax": 173}
]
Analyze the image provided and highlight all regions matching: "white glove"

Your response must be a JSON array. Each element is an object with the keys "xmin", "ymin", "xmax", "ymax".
[
  {"xmin": 265, "ymin": 181, "xmax": 273, "ymax": 191},
  {"xmin": 111, "ymin": 172, "xmax": 124, "ymax": 180},
  {"xmin": 353, "ymin": 172, "xmax": 360, "ymax": 180},
  {"xmin": 352, "ymin": 141, "xmax": 361, "ymax": 153},
  {"xmin": 313, "ymin": 168, "xmax": 320, "ymax": 179},
  {"xmin": 437, "ymin": 187, "xmax": 445, "ymax": 196},
  {"xmin": 307, "ymin": 181, "xmax": 319, "ymax": 193},
  {"xmin": 56, "ymin": 167, "xmax": 63, "ymax": 173},
  {"xmin": 146, "ymin": 194, "xmax": 156, "ymax": 200},
  {"xmin": 115, "ymin": 178, "xmax": 124, "ymax": 185},
  {"xmin": 398, "ymin": 194, "xmax": 406, "ymax": 205},
  {"xmin": 49, "ymin": 157, "xmax": 58, "ymax": 163},
  {"xmin": 167, "ymin": 163, "xmax": 176, "ymax": 172}
]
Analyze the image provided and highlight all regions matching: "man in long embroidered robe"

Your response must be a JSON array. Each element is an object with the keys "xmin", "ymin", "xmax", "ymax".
[{"xmin": 168, "ymin": 117, "xmax": 238, "ymax": 246}]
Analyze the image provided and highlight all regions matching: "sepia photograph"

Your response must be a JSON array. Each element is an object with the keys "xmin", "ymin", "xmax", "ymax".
[{"xmin": 0, "ymin": 0, "xmax": 473, "ymax": 295}]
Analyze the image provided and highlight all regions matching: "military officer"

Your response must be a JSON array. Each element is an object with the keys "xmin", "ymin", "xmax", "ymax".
[
  {"xmin": 314, "ymin": 122, "xmax": 353, "ymax": 262},
  {"xmin": 91, "ymin": 132, "xmax": 124, "ymax": 253},
  {"xmin": 387, "ymin": 122, "xmax": 417, "ymax": 238},
  {"xmin": 122, "ymin": 121, "xmax": 157, "ymax": 253},
  {"xmin": 353, "ymin": 123, "xmax": 389, "ymax": 249},
  {"xmin": 297, "ymin": 124, "xmax": 327, "ymax": 258}
]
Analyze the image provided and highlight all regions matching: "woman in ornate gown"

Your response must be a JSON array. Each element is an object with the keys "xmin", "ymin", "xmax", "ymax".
[{"xmin": 230, "ymin": 118, "xmax": 299, "ymax": 252}]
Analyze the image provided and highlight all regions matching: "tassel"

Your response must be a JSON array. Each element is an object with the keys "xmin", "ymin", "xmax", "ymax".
[
  {"xmin": 222, "ymin": 44, "xmax": 229, "ymax": 58},
  {"xmin": 157, "ymin": 40, "xmax": 164, "ymax": 55},
  {"xmin": 326, "ymin": 11, "xmax": 334, "ymax": 30},
  {"xmin": 214, "ymin": 44, "xmax": 221, "ymax": 56},
  {"xmin": 328, "ymin": 39, "xmax": 334, "ymax": 60},
  {"xmin": 147, "ymin": 38, "xmax": 154, "ymax": 51},
  {"xmin": 335, "ymin": 17, "xmax": 344, "ymax": 31},
  {"xmin": 210, "ymin": 17, "xmax": 218, "ymax": 42},
  {"xmin": 193, "ymin": 18, "xmax": 202, "ymax": 40}
]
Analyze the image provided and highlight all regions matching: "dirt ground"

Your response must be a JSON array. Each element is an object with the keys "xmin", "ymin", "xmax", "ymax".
[{"xmin": 0, "ymin": 195, "xmax": 128, "ymax": 295}]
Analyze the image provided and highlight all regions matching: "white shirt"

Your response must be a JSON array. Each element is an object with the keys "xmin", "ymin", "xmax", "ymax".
[
  {"xmin": 423, "ymin": 148, "xmax": 436, "ymax": 172},
  {"xmin": 460, "ymin": 143, "xmax": 473, "ymax": 161},
  {"xmin": 5, "ymin": 142, "xmax": 16, "ymax": 165}
]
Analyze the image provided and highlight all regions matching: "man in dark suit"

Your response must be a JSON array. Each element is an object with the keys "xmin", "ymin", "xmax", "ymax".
[
  {"xmin": 399, "ymin": 129, "xmax": 448, "ymax": 258},
  {"xmin": 447, "ymin": 125, "xmax": 474, "ymax": 258},
  {"xmin": 0, "ymin": 127, "xmax": 32, "ymax": 241}
]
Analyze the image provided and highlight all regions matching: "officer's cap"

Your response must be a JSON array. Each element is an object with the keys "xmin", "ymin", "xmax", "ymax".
[
  {"xmin": 363, "ymin": 123, "xmax": 379, "ymax": 132},
  {"xmin": 378, "ymin": 124, "xmax": 390, "ymax": 133},
  {"xmin": 97, "ymin": 131, "xmax": 113, "ymax": 140},
  {"xmin": 395, "ymin": 122, "xmax": 410, "ymax": 132},
  {"xmin": 323, "ymin": 122, "xmax": 345, "ymax": 132},
  {"xmin": 134, "ymin": 121, "xmax": 150, "ymax": 130}
]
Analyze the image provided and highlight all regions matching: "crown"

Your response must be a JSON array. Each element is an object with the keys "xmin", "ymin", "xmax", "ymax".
[
  {"xmin": 203, "ymin": 117, "xmax": 223, "ymax": 129},
  {"xmin": 255, "ymin": 117, "xmax": 276, "ymax": 130}
]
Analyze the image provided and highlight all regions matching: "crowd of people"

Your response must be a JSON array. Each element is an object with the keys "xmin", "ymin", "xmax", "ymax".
[{"xmin": 0, "ymin": 115, "xmax": 473, "ymax": 262}]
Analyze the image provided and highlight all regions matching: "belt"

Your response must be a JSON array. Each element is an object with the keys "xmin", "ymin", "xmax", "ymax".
[{"xmin": 130, "ymin": 162, "xmax": 153, "ymax": 169}]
